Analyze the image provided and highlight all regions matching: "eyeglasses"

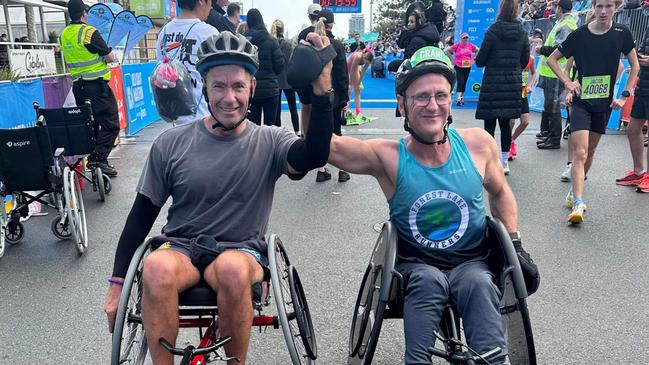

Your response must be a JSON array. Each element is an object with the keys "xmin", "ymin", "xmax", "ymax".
[{"xmin": 407, "ymin": 92, "xmax": 452, "ymax": 107}]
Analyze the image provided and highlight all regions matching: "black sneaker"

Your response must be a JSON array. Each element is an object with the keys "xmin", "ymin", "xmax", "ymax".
[
  {"xmin": 338, "ymin": 171, "xmax": 351, "ymax": 182},
  {"xmin": 316, "ymin": 168, "xmax": 331, "ymax": 182},
  {"xmin": 536, "ymin": 131, "xmax": 548, "ymax": 139},
  {"xmin": 92, "ymin": 161, "xmax": 118, "ymax": 177},
  {"xmin": 537, "ymin": 141, "xmax": 560, "ymax": 150}
]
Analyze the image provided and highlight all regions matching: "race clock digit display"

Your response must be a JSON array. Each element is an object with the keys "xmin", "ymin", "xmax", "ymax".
[{"xmin": 315, "ymin": 0, "xmax": 362, "ymax": 13}]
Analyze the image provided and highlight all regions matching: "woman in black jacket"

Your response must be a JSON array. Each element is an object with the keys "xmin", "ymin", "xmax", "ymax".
[
  {"xmin": 245, "ymin": 9, "xmax": 284, "ymax": 126},
  {"xmin": 271, "ymin": 19, "xmax": 299, "ymax": 133},
  {"xmin": 475, "ymin": 0, "xmax": 529, "ymax": 175}
]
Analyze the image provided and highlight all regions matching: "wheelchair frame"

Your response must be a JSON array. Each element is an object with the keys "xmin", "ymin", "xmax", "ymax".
[
  {"xmin": 347, "ymin": 217, "xmax": 536, "ymax": 365},
  {"xmin": 0, "ymin": 117, "xmax": 88, "ymax": 259},
  {"xmin": 111, "ymin": 234, "xmax": 318, "ymax": 365},
  {"xmin": 33, "ymin": 101, "xmax": 112, "ymax": 202}
]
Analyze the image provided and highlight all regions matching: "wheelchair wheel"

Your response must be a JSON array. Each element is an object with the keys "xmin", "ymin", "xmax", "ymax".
[
  {"xmin": 348, "ymin": 265, "xmax": 382, "ymax": 358},
  {"xmin": 95, "ymin": 167, "xmax": 105, "ymax": 202},
  {"xmin": 51, "ymin": 216, "xmax": 73, "ymax": 240},
  {"xmin": 103, "ymin": 175, "xmax": 112, "ymax": 194},
  {"xmin": 268, "ymin": 235, "xmax": 317, "ymax": 365},
  {"xmin": 5, "ymin": 221, "xmax": 24, "ymax": 245},
  {"xmin": 0, "ymin": 224, "xmax": 5, "ymax": 259},
  {"xmin": 64, "ymin": 167, "xmax": 88, "ymax": 254},
  {"xmin": 111, "ymin": 241, "xmax": 151, "ymax": 365}
]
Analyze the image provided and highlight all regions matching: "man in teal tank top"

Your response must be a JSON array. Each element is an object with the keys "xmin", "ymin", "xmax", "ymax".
[{"xmin": 328, "ymin": 46, "xmax": 538, "ymax": 364}]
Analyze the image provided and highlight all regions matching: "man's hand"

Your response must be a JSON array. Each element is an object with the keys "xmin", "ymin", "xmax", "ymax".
[
  {"xmin": 610, "ymin": 97, "xmax": 627, "ymax": 110},
  {"xmin": 104, "ymin": 277, "xmax": 124, "ymax": 333},
  {"xmin": 513, "ymin": 240, "xmax": 540, "ymax": 296},
  {"xmin": 565, "ymin": 80, "xmax": 581, "ymax": 97},
  {"xmin": 104, "ymin": 52, "xmax": 117, "ymax": 64},
  {"xmin": 565, "ymin": 91, "xmax": 573, "ymax": 107},
  {"xmin": 301, "ymin": 33, "xmax": 333, "ymax": 96},
  {"xmin": 525, "ymin": 85, "xmax": 533, "ymax": 94}
]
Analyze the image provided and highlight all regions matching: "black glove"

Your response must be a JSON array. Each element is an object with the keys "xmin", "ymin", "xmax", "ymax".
[{"xmin": 513, "ymin": 240, "xmax": 540, "ymax": 296}]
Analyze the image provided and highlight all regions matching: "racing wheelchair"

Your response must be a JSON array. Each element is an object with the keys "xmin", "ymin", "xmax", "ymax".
[
  {"xmin": 34, "ymin": 101, "xmax": 112, "ymax": 202},
  {"xmin": 348, "ymin": 217, "xmax": 536, "ymax": 365},
  {"xmin": 0, "ymin": 117, "xmax": 88, "ymax": 259},
  {"xmin": 111, "ymin": 234, "xmax": 318, "ymax": 365}
]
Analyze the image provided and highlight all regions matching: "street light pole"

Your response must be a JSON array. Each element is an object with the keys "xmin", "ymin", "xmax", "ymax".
[{"xmin": 369, "ymin": 0, "xmax": 373, "ymax": 32}]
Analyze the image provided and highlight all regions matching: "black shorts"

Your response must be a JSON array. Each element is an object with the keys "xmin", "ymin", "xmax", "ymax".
[
  {"xmin": 569, "ymin": 102, "xmax": 611, "ymax": 135},
  {"xmin": 630, "ymin": 95, "xmax": 649, "ymax": 120},
  {"xmin": 296, "ymin": 85, "xmax": 313, "ymax": 105},
  {"xmin": 521, "ymin": 97, "xmax": 529, "ymax": 114},
  {"xmin": 150, "ymin": 236, "xmax": 269, "ymax": 275}
]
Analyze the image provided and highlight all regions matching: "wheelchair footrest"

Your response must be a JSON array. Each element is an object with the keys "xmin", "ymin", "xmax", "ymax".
[{"xmin": 159, "ymin": 336, "xmax": 237, "ymax": 361}]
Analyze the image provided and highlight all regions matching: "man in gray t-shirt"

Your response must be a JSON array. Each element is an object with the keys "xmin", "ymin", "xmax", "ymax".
[{"xmin": 104, "ymin": 32, "xmax": 336, "ymax": 364}]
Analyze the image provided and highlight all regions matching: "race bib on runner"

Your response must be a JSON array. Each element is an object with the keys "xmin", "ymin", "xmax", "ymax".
[
  {"xmin": 581, "ymin": 75, "xmax": 611, "ymax": 100},
  {"xmin": 461, "ymin": 59, "xmax": 471, "ymax": 67}
]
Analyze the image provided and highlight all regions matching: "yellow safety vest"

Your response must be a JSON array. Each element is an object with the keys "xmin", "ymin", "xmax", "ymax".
[
  {"xmin": 59, "ymin": 24, "xmax": 110, "ymax": 81},
  {"xmin": 539, "ymin": 13, "xmax": 578, "ymax": 79}
]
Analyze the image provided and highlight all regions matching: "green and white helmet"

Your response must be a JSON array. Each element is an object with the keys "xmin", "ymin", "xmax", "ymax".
[{"xmin": 395, "ymin": 46, "xmax": 456, "ymax": 95}]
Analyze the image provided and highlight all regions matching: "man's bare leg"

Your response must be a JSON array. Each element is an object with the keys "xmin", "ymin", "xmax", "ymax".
[
  {"xmin": 583, "ymin": 131, "xmax": 603, "ymax": 175},
  {"xmin": 203, "ymin": 250, "xmax": 264, "ymax": 365},
  {"xmin": 141, "ymin": 250, "xmax": 201, "ymax": 365},
  {"xmin": 627, "ymin": 117, "xmax": 647, "ymax": 173}
]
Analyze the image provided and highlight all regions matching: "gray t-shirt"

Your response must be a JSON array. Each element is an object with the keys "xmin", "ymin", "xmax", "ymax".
[{"xmin": 137, "ymin": 119, "xmax": 299, "ymax": 241}]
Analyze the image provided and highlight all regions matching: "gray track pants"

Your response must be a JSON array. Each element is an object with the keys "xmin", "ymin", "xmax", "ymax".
[{"xmin": 397, "ymin": 259, "xmax": 507, "ymax": 365}]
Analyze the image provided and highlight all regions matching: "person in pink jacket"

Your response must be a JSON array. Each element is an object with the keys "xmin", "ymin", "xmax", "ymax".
[{"xmin": 446, "ymin": 33, "xmax": 479, "ymax": 105}]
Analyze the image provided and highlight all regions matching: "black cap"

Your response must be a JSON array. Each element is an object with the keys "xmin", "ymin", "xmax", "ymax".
[
  {"xmin": 557, "ymin": 0, "xmax": 572, "ymax": 12},
  {"xmin": 68, "ymin": 0, "xmax": 88, "ymax": 18},
  {"xmin": 319, "ymin": 8, "xmax": 334, "ymax": 25}
]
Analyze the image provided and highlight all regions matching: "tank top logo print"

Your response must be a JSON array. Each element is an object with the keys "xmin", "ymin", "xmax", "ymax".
[{"xmin": 408, "ymin": 190, "xmax": 470, "ymax": 249}]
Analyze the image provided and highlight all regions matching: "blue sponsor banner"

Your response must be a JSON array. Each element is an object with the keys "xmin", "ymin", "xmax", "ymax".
[
  {"xmin": 454, "ymin": 0, "xmax": 498, "ymax": 102},
  {"xmin": 87, "ymin": 4, "xmax": 115, "ymax": 44},
  {"xmin": 315, "ymin": 0, "xmax": 362, "ymax": 14},
  {"xmin": 125, "ymin": 15, "xmax": 153, "ymax": 55},
  {"xmin": 122, "ymin": 63, "xmax": 159, "ymax": 135},
  {"xmin": 0, "ymin": 80, "xmax": 44, "ymax": 129},
  {"xmin": 108, "ymin": 11, "xmax": 137, "ymax": 48}
]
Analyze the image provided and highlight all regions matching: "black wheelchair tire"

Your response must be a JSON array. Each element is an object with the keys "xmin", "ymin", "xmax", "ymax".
[
  {"xmin": 103, "ymin": 175, "xmax": 112, "ymax": 195},
  {"xmin": 289, "ymin": 266, "xmax": 318, "ymax": 360},
  {"xmin": 111, "ymin": 241, "xmax": 151, "ymax": 365},
  {"xmin": 347, "ymin": 297, "xmax": 386, "ymax": 365},
  {"xmin": 348, "ymin": 264, "xmax": 382, "ymax": 357},
  {"xmin": 51, "ymin": 216, "xmax": 73, "ymax": 240},
  {"xmin": 6, "ymin": 221, "xmax": 24, "ymax": 245},
  {"xmin": 96, "ymin": 167, "xmax": 105, "ymax": 202}
]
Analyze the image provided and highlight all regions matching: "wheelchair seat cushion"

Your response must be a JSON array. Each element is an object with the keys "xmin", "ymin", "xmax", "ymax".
[{"xmin": 178, "ymin": 282, "xmax": 264, "ymax": 306}]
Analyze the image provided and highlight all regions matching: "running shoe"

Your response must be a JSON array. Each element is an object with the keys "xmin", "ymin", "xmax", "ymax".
[
  {"xmin": 565, "ymin": 189, "xmax": 574, "ymax": 209},
  {"xmin": 636, "ymin": 175, "xmax": 649, "ymax": 193},
  {"xmin": 316, "ymin": 168, "xmax": 331, "ymax": 182},
  {"xmin": 615, "ymin": 171, "xmax": 645, "ymax": 186},
  {"xmin": 560, "ymin": 163, "xmax": 572, "ymax": 182},
  {"xmin": 509, "ymin": 140, "xmax": 518, "ymax": 160},
  {"xmin": 503, "ymin": 161, "xmax": 510, "ymax": 175},
  {"xmin": 338, "ymin": 171, "xmax": 351, "ymax": 182},
  {"xmin": 567, "ymin": 203, "xmax": 587, "ymax": 224}
]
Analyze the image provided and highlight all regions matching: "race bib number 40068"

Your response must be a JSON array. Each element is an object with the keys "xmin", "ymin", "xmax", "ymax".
[{"xmin": 581, "ymin": 75, "xmax": 611, "ymax": 100}]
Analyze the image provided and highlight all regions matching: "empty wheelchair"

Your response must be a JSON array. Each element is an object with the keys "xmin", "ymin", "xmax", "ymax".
[
  {"xmin": 348, "ymin": 217, "xmax": 536, "ymax": 365},
  {"xmin": 0, "ymin": 117, "xmax": 88, "ymax": 259},
  {"xmin": 35, "ymin": 101, "xmax": 112, "ymax": 202},
  {"xmin": 111, "ymin": 234, "xmax": 317, "ymax": 365}
]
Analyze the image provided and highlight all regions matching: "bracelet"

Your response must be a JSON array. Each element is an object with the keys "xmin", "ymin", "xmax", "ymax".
[{"xmin": 108, "ymin": 278, "xmax": 124, "ymax": 286}]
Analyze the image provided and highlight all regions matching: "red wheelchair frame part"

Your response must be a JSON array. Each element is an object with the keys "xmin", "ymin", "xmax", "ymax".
[{"xmin": 179, "ymin": 315, "xmax": 280, "ymax": 365}]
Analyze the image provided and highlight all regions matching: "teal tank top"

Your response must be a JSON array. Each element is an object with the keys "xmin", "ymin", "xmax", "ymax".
[{"xmin": 388, "ymin": 128, "xmax": 488, "ymax": 269}]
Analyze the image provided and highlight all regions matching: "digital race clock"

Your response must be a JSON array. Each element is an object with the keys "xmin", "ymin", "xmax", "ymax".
[{"xmin": 315, "ymin": 0, "xmax": 362, "ymax": 13}]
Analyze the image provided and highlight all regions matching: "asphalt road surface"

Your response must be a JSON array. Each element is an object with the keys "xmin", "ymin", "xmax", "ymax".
[{"xmin": 1, "ymin": 108, "xmax": 647, "ymax": 364}]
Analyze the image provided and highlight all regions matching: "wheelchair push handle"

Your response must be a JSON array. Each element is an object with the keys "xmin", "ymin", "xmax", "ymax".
[
  {"xmin": 428, "ymin": 345, "xmax": 501, "ymax": 364},
  {"xmin": 158, "ymin": 336, "xmax": 240, "ymax": 362}
]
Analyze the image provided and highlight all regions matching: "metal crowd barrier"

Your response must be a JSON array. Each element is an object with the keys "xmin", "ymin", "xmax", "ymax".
[{"xmin": 522, "ymin": 8, "xmax": 648, "ymax": 44}]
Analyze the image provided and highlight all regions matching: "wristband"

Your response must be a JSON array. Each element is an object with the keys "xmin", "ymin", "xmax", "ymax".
[{"xmin": 108, "ymin": 278, "xmax": 124, "ymax": 286}]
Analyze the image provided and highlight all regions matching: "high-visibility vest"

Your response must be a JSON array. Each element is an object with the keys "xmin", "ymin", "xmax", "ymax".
[
  {"xmin": 59, "ymin": 24, "xmax": 110, "ymax": 81},
  {"xmin": 539, "ymin": 13, "xmax": 578, "ymax": 79}
]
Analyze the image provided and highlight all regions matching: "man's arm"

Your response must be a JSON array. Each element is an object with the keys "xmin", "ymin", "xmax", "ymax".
[
  {"xmin": 104, "ymin": 194, "xmax": 161, "ymax": 332},
  {"xmin": 85, "ymin": 28, "xmax": 116, "ymax": 62}
]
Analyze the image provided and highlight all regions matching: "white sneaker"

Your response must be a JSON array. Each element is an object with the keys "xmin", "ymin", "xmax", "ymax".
[
  {"xmin": 503, "ymin": 161, "xmax": 510, "ymax": 175},
  {"xmin": 565, "ymin": 189, "xmax": 574, "ymax": 209},
  {"xmin": 567, "ymin": 203, "xmax": 587, "ymax": 224},
  {"xmin": 560, "ymin": 163, "xmax": 572, "ymax": 182}
]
